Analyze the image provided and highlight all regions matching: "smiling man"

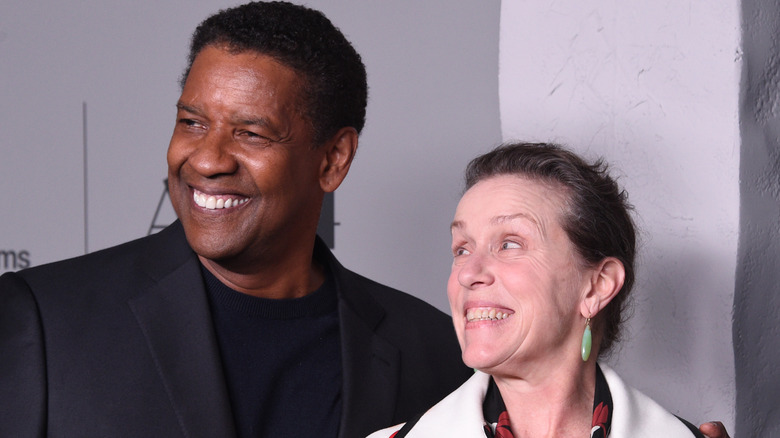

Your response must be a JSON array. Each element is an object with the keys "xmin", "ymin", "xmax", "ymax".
[
  {"xmin": 0, "ymin": 2, "xmax": 471, "ymax": 437},
  {"xmin": 168, "ymin": 47, "xmax": 334, "ymax": 298}
]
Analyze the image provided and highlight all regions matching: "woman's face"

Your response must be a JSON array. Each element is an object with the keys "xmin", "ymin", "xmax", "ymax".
[{"xmin": 448, "ymin": 175, "xmax": 593, "ymax": 377}]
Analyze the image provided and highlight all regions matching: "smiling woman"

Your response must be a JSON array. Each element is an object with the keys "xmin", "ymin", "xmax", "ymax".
[
  {"xmin": 449, "ymin": 174, "xmax": 596, "ymax": 377},
  {"xmin": 368, "ymin": 142, "xmax": 706, "ymax": 438}
]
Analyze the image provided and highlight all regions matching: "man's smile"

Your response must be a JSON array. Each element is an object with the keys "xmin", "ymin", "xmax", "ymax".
[{"xmin": 192, "ymin": 188, "xmax": 250, "ymax": 210}]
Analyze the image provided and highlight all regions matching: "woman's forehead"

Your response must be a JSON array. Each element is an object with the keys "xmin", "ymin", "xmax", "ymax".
[
  {"xmin": 453, "ymin": 176, "xmax": 571, "ymax": 236},
  {"xmin": 459, "ymin": 176, "xmax": 568, "ymax": 214}
]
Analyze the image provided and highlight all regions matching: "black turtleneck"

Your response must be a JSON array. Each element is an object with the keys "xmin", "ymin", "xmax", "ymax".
[{"xmin": 202, "ymin": 265, "xmax": 342, "ymax": 438}]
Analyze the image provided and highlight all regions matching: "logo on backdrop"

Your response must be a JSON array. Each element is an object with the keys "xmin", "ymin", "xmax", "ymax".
[
  {"xmin": 148, "ymin": 180, "xmax": 337, "ymax": 249},
  {"xmin": 0, "ymin": 249, "xmax": 31, "ymax": 272}
]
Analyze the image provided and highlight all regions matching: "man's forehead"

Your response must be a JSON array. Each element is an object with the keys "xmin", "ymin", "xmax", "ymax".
[
  {"xmin": 185, "ymin": 46, "xmax": 301, "ymax": 89},
  {"xmin": 186, "ymin": 48, "xmax": 304, "ymax": 98}
]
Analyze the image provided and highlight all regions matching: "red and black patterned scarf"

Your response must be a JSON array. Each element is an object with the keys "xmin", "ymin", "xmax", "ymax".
[{"xmin": 482, "ymin": 365, "xmax": 613, "ymax": 438}]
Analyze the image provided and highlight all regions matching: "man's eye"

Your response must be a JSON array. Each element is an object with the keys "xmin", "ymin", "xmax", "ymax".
[
  {"xmin": 179, "ymin": 118, "xmax": 203, "ymax": 128},
  {"xmin": 238, "ymin": 130, "xmax": 272, "ymax": 143}
]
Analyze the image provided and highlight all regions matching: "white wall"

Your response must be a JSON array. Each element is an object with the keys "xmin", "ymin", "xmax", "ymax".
[{"xmin": 499, "ymin": 0, "xmax": 738, "ymax": 429}]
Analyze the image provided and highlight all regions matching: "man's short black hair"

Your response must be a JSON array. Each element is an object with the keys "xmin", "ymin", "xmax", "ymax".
[{"xmin": 182, "ymin": 1, "xmax": 368, "ymax": 145}]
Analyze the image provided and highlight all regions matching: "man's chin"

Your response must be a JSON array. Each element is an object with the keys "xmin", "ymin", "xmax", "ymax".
[{"xmin": 182, "ymin": 227, "xmax": 244, "ymax": 262}]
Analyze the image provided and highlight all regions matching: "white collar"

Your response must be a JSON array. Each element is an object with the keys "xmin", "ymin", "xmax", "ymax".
[{"xmin": 368, "ymin": 363, "xmax": 696, "ymax": 438}]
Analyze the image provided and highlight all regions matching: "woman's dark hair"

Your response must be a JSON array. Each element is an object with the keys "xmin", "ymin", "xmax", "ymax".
[
  {"xmin": 182, "ymin": 1, "xmax": 367, "ymax": 145},
  {"xmin": 464, "ymin": 142, "xmax": 636, "ymax": 355}
]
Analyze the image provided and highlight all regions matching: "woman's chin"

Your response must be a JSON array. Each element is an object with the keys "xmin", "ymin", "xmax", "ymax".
[{"xmin": 461, "ymin": 347, "xmax": 510, "ymax": 372}]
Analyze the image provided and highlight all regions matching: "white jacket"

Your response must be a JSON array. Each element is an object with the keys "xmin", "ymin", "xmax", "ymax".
[{"xmin": 367, "ymin": 363, "xmax": 697, "ymax": 438}]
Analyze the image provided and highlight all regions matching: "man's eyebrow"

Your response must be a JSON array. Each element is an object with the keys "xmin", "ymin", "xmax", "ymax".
[
  {"xmin": 450, "ymin": 220, "xmax": 464, "ymax": 231},
  {"xmin": 175, "ymin": 102, "xmax": 202, "ymax": 115},
  {"xmin": 233, "ymin": 116, "xmax": 271, "ymax": 128},
  {"xmin": 175, "ymin": 103, "xmax": 274, "ymax": 130}
]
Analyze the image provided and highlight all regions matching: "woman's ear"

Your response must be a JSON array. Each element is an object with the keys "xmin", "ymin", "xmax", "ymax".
[
  {"xmin": 319, "ymin": 127, "xmax": 359, "ymax": 193},
  {"xmin": 581, "ymin": 257, "xmax": 625, "ymax": 317}
]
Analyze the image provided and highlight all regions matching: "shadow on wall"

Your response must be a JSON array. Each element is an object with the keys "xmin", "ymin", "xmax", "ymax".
[{"xmin": 736, "ymin": 0, "xmax": 780, "ymax": 435}]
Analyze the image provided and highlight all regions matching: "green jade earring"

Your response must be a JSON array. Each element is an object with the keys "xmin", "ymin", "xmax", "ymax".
[{"xmin": 581, "ymin": 315, "xmax": 592, "ymax": 362}]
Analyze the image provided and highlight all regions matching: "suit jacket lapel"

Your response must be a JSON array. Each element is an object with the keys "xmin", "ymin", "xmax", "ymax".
[
  {"xmin": 315, "ymin": 239, "xmax": 402, "ymax": 438},
  {"xmin": 128, "ymin": 223, "xmax": 237, "ymax": 437},
  {"xmin": 338, "ymin": 297, "xmax": 400, "ymax": 438}
]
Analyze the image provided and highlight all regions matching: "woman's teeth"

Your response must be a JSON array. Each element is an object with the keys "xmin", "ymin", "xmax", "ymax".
[{"xmin": 466, "ymin": 308, "xmax": 511, "ymax": 322}]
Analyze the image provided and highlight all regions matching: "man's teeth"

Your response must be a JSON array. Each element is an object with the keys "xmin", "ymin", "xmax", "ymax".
[
  {"xmin": 193, "ymin": 192, "xmax": 249, "ymax": 210},
  {"xmin": 466, "ymin": 308, "xmax": 511, "ymax": 322}
]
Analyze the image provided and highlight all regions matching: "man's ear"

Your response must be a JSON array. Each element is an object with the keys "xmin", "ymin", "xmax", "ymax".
[
  {"xmin": 580, "ymin": 257, "xmax": 625, "ymax": 317},
  {"xmin": 319, "ymin": 127, "xmax": 358, "ymax": 193}
]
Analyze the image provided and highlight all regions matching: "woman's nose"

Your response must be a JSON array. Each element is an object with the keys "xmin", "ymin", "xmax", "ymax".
[{"xmin": 458, "ymin": 252, "xmax": 494, "ymax": 289}]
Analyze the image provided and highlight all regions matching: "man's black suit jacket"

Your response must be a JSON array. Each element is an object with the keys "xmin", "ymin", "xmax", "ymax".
[{"xmin": 0, "ymin": 222, "xmax": 471, "ymax": 438}]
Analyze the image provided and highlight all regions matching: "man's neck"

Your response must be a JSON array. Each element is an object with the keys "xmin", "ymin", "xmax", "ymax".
[{"xmin": 198, "ymin": 249, "xmax": 325, "ymax": 299}]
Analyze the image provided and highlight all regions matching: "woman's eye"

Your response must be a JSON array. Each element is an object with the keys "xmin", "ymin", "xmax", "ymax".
[
  {"xmin": 501, "ymin": 241, "xmax": 522, "ymax": 250},
  {"xmin": 454, "ymin": 247, "xmax": 470, "ymax": 257}
]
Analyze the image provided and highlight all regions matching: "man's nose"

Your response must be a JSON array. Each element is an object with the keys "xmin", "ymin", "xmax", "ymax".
[{"xmin": 188, "ymin": 129, "xmax": 239, "ymax": 177}]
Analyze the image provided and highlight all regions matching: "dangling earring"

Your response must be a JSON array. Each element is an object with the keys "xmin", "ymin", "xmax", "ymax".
[{"xmin": 581, "ymin": 314, "xmax": 592, "ymax": 362}]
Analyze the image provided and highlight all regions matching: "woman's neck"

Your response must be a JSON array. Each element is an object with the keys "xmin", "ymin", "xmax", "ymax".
[{"xmin": 493, "ymin": 359, "xmax": 597, "ymax": 438}]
